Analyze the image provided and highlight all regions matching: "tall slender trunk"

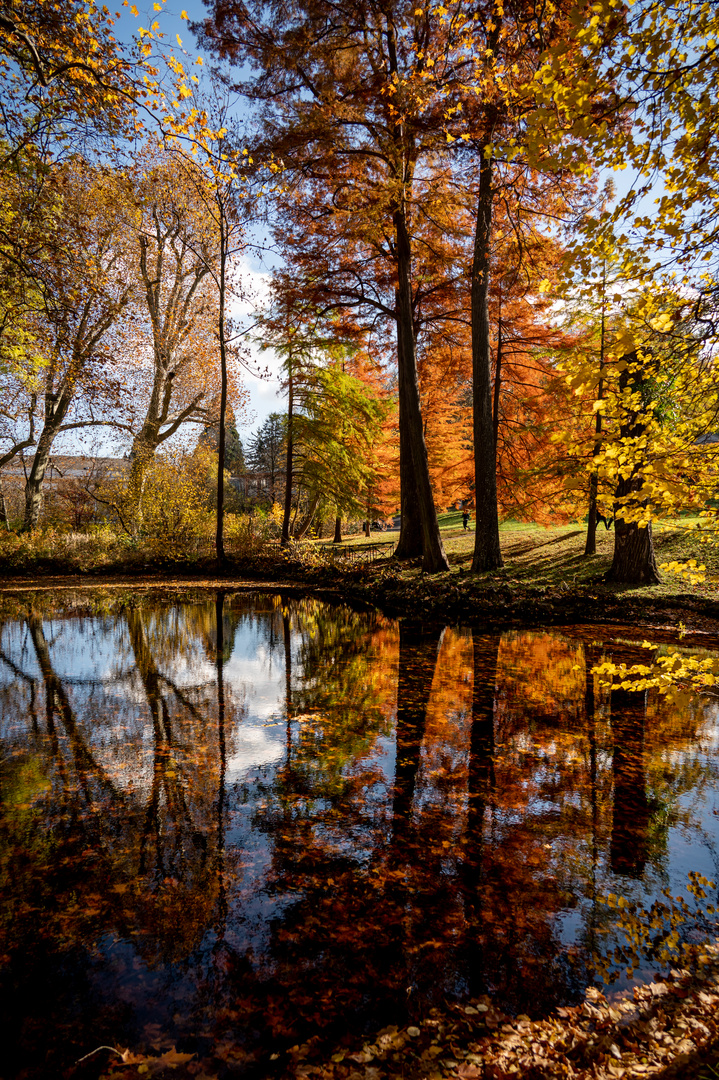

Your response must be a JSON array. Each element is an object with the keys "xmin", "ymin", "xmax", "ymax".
[
  {"xmin": 585, "ymin": 262, "xmax": 606, "ymax": 557},
  {"xmin": 492, "ymin": 308, "xmax": 502, "ymax": 453},
  {"xmin": 471, "ymin": 151, "xmax": 502, "ymax": 572},
  {"xmin": 394, "ymin": 207, "xmax": 449, "ymax": 573},
  {"xmin": 463, "ymin": 629, "xmax": 500, "ymax": 996},
  {"xmin": 292, "ymin": 491, "xmax": 319, "ymax": 539},
  {"xmin": 281, "ymin": 357, "xmax": 293, "ymax": 547},
  {"xmin": 394, "ymin": 298, "xmax": 423, "ymax": 559},
  {"xmin": 216, "ymin": 211, "xmax": 228, "ymax": 567},
  {"xmin": 0, "ymin": 482, "xmax": 8, "ymax": 530},
  {"xmin": 215, "ymin": 589, "xmax": 228, "ymax": 934}
]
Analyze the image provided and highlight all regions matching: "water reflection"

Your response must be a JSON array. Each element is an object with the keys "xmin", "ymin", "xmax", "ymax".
[{"xmin": 0, "ymin": 592, "xmax": 717, "ymax": 1078}]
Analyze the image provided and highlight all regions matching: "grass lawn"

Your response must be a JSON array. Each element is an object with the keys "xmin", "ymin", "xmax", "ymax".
[{"xmin": 318, "ymin": 515, "xmax": 718, "ymax": 600}]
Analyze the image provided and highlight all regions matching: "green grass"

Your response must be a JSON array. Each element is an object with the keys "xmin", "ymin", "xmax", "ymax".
[{"xmin": 317, "ymin": 516, "xmax": 718, "ymax": 599}]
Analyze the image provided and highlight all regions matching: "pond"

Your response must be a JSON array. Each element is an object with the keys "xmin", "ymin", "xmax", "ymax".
[{"xmin": 0, "ymin": 589, "xmax": 717, "ymax": 1078}]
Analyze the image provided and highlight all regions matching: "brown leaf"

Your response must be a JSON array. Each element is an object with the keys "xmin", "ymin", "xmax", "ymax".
[{"xmin": 156, "ymin": 1047, "xmax": 195, "ymax": 1067}]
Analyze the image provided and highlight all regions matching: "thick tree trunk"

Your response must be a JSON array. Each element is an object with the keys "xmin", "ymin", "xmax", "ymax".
[
  {"xmin": 393, "ymin": 209, "xmax": 449, "ymax": 573},
  {"xmin": 467, "ymin": 630, "xmax": 499, "ymax": 839},
  {"xmin": 22, "ymin": 384, "xmax": 72, "ymax": 531},
  {"xmin": 610, "ymin": 685, "xmax": 650, "ymax": 877},
  {"xmin": 471, "ymin": 152, "xmax": 503, "ymax": 572},
  {"xmin": 605, "ymin": 353, "xmax": 660, "ymax": 584},
  {"xmin": 394, "ymin": 300, "xmax": 423, "ymax": 559},
  {"xmin": 608, "ymin": 517, "xmax": 659, "ymax": 583},
  {"xmin": 392, "ymin": 622, "xmax": 442, "ymax": 834},
  {"xmin": 127, "ymin": 439, "xmax": 155, "ymax": 534},
  {"xmin": 333, "ymin": 514, "xmax": 342, "ymax": 543},
  {"xmin": 463, "ymin": 629, "xmax": 500, "ymax": 995}
]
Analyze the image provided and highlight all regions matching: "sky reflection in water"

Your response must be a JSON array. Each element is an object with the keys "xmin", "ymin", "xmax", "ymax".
[{"xmin": 0, "ymin": 590, "xmax": 717, "ymax": 1078}]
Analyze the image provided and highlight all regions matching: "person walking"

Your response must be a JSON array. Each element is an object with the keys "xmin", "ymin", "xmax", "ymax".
[{"xmin": 462, "ymin": 510, "xmax": 470, "ymax": 531}]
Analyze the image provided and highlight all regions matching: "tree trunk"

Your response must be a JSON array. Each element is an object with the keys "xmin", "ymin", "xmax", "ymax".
[
  {"xmin": 0, "ymin": 482, "xmax": 8, "ymax": 530},
  {"xmin": 467, "ymin": 630, "xmax": 499, "ymax": 839},
  {"xmin": 215, "ymin": 213, "xmax": 228, "ymax": 568},
  {"xmin": 392, "ymin": 622, "xmax": 442, "ymax": 835},
  {"xmin": 333, "ymin": 513, "xmax": 342, "ymax": 543},
  {"xmin": 393, "ymin": 209, "xmax": 449, "ymax": 573},
  {"xmin": 605, "ymin": 353, "xmax": 660, "ymax": 584},
  {"xmin": 585, "ymin": 267, "xmax": 605, "ymax": 557},
  {"xmin": 22, "ymin": 384, "xmax": 73, "ymax": 531},
  {"xmin": 394, "ymin": 299, "xmax": 424, "ymax": 559},
  {"xmin": 609, "ymin": 517, "xmax": 659, "ymax": 584},
  {"xmin": 127, "ymin": 439, "xmax": 155, "ymax": 534},
  {"xmin": 463, "ymin": 629, "xmax": 500, "ymax": 996},
  {"xmin": 492, "ymin": 309, "xmax": 502, "ymax": 453},
  {"xmin": 281, "ymin": 359, "xmax": 293, "ymax": 547},
  {"xmin": 471, "ymin": 151, "xmax": 503, "ymax": 572},
  {"xmin": 292, "ymin": 491, "xmax": 319, "ymax": 540},
  {"xmin": 215, "ymin": 588, "xmax": 228, "ymax": 933},
  {"xmin": 610, "ymin": 683, "xmax": 650, "ymax": 877},
  {"xmin": 584, "ymin": 472, "xmax": 599, "ymax": 556}
]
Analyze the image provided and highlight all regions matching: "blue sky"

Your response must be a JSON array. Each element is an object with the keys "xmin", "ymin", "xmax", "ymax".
[
  {"xmin": 62, "ymin": 1, "xmax": 651, "ymax": 459},
  {"xmin": 109, "ymin": 0, "xmax": 287, "ymax": 445}
]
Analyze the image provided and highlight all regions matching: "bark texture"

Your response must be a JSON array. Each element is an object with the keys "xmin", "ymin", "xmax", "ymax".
[
  {"xmin": 394, "ymin": 300, "xmax": 424, "ymax": 559},
  {"xmin": 471, "ymin": 152, "xmax": 503, "ymax": 572},
  {"xmin": 394, "ymin": 208, "xmax": 449, "ymax": 573}
]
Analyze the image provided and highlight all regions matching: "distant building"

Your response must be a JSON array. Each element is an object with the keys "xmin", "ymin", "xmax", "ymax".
[{"xmin": 0, "ymin": 455, "xmax": 127, "ymax": 527}]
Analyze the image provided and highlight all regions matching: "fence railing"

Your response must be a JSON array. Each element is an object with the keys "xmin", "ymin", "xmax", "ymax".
[{"xmin": 323, "ymin": 541, "xmax": 396, "ymax": 563}]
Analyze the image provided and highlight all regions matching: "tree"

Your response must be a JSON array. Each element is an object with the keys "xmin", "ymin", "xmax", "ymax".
[
  {"xmin": 258, "ymin": 292, "xmax": 389, "ymax": 544},
  {"xmin": 163, "ymin": 96, "xmax": 255, "ymax": 567},
  {"xmin": 532, "ymin": 0, "xmax": 719, "ymax": 583},
  {"xmin": 246, "ymin": 413, "xmax": 286, "ymax": 506},
  {"xmin": 12, "ymin": 156, "xmax": 137, "ymax": 530},
  {"xmin": 199, "ymin": 401, "xmax": 245, "ymax": 475},
  {"xmin": 558, "ymin": 287, "xmax": 719, "ymax": 584},
  {"xmin": 197, "ymin": 0, "xmax": 454, "ymax": 572},
  {"xmin": 125, "ymin": 148, "xmax": 228, "ymax": 510},
  {"xmin": 0, "ymin": 0, "xmax": 139, "ymax": 167}
]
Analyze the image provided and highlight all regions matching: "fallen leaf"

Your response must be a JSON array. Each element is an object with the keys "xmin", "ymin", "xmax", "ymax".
[{"xmin": 156, "ymin": 1047, "xmax": 195, "ymax": 1067}]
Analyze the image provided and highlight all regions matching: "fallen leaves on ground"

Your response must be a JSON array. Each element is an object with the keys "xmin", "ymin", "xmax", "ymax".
[{"xmin": 94, "ymin": 945, "xmax": 719, "ymax": 1080}]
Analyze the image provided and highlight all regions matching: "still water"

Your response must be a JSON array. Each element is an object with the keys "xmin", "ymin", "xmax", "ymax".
[{"xmin": 0, "ymin": 590, "xmax": 717, "ymax": 1077}]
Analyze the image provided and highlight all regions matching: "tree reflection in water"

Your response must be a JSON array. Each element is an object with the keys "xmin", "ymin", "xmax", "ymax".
[{"xmin": 0, "ymin": 593, "xmax": 717, "ymax": 1078}]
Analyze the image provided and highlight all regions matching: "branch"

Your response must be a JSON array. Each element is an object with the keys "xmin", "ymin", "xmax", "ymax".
[
  {"xmin": 57, "ymin": 420, "xmax": 134, "ymax": 433},
  {"xmin": 0, "ymin": 435, "xmax": 36, "ymax": 471}
]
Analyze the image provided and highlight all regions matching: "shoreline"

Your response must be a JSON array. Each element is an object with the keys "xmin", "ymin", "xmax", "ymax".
[{"xmin": 1, "ymin": 561, "xmax": 718, "ymax": 638}]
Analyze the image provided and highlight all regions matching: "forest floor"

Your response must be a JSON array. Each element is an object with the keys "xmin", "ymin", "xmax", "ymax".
[
  {"xmin": 2, "ymin": 517, "xmax": 717, "ymax": 633},
  {"xmin": 80, "ymin": 947, "xmax": 719, "ymax": 1080}
]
